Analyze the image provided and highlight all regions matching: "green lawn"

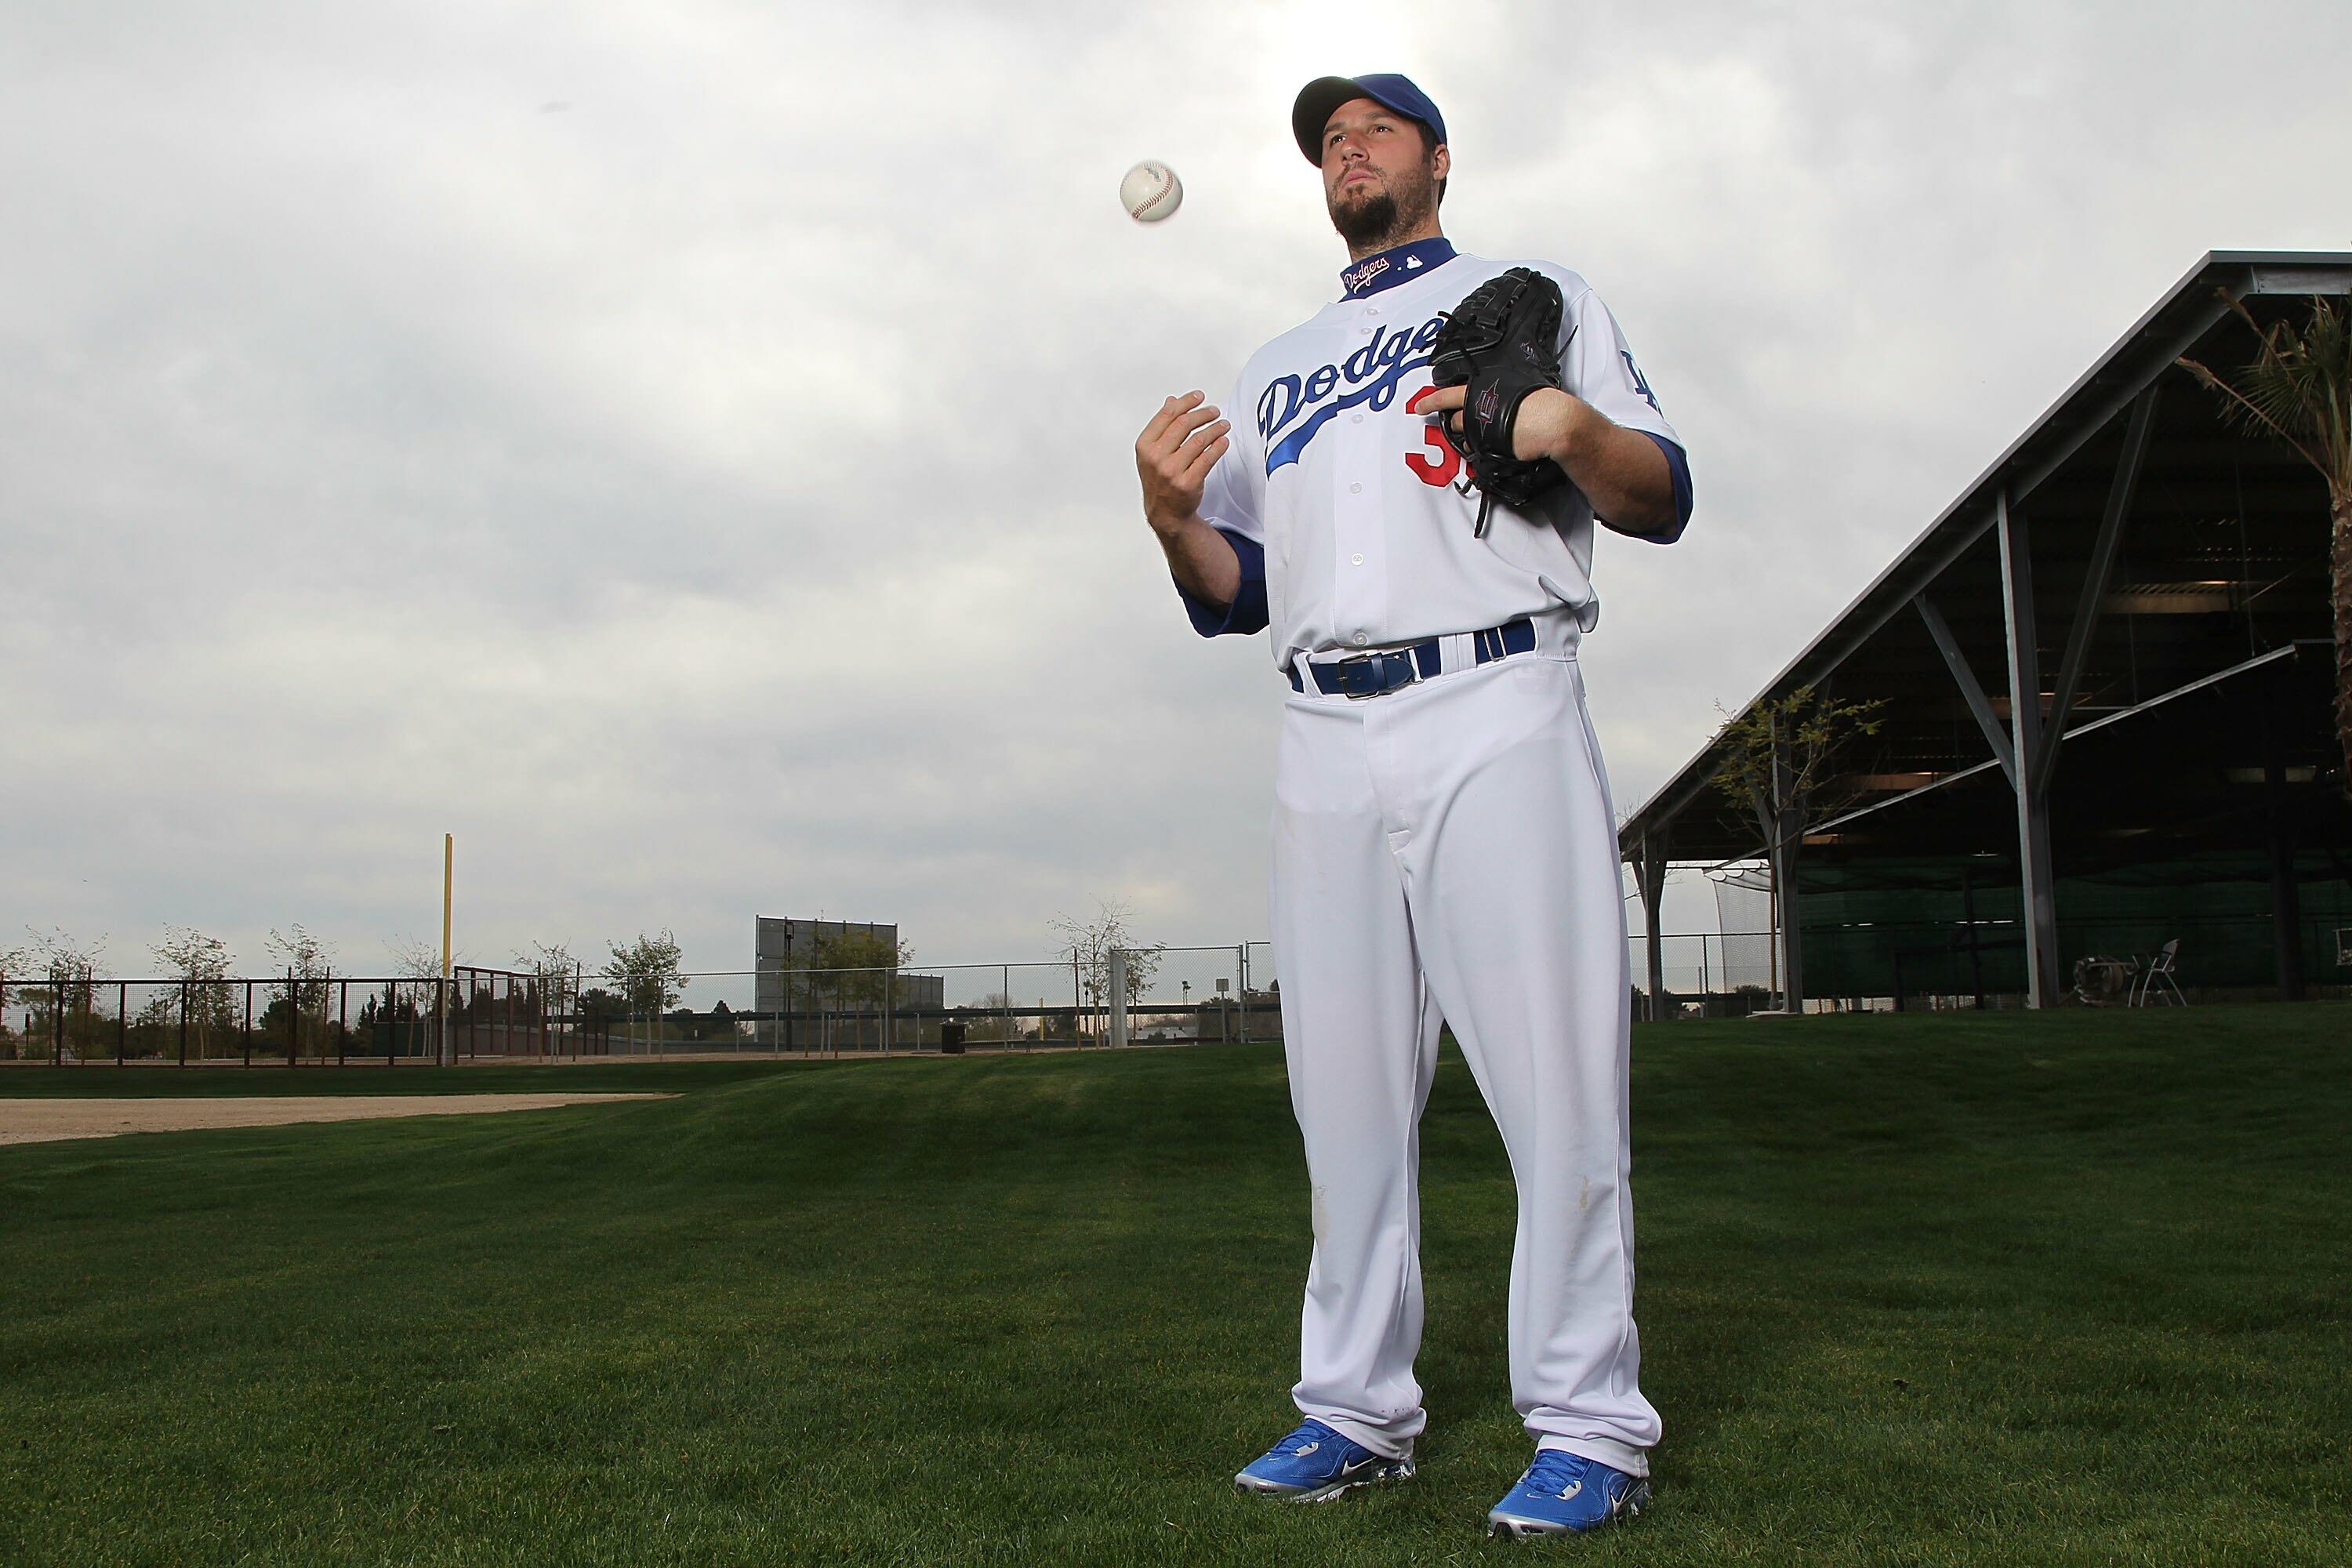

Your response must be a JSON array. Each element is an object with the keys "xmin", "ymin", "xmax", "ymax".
[{"xmin": 2, "ymin": 1007, "xmax": 2347, "ymax": 1566}]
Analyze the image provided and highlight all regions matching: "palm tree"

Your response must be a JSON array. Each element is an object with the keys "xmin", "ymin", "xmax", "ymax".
[{"xmin": 2179, "ymin": 292, "xmax": 2352, "ymax": 799}]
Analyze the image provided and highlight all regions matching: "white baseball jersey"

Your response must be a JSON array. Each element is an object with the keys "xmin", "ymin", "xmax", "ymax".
[{"xmin": 1178, "ymin": 237, "xmax": 1689, "ymax": 662}]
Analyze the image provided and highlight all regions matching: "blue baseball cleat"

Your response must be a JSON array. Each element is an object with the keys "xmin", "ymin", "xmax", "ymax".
[
  {"xmin": 1485, "ymin": 1448, "xmax": 1650, "ymax": 1538},
  {"xmin": 1233, "ymin": 1418, "xmax": 1416, "ymax": 1503}
]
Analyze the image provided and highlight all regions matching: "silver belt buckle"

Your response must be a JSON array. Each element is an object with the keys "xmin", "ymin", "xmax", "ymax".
[{"xmin": 1333, "ymin": 649, "xmax": 1409, "ymax": 700}]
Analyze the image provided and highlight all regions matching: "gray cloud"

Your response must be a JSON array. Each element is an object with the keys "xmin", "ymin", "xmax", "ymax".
[{"xmin": 5, "ymin": 0, "xmax": 2348, "ymax": 987}]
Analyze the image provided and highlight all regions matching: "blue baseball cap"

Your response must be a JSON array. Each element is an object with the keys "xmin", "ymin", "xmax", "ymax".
[{"xmin": 1292, "ymin": 74, "xmax": 1446, "ymax": 163}]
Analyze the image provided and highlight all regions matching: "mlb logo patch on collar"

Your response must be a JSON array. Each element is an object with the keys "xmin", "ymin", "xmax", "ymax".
[{"xmin": 1341, "ymin": 238, "xmax": 1456, "ymax": 298}]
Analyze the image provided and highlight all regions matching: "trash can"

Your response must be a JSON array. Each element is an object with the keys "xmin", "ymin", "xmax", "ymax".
[{"xmin": 940, "ymin": 1022, "xmax": 967, "ymax": 1054}]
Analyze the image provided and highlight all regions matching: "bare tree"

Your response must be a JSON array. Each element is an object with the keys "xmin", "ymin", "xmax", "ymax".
[
  {"xmin": 151, "ymin": 926, "xmax": 237, "ymax": 1059},
  {"xmin": 21, "ymin": 927, "xmax": 108, "ymax": 1061},
  {"xmin": 383, "ymin": 935, "xmax": 462, "ymax": 1061},
  {"xmin": 266, "ymin": 924, "xmax": 332, "ymax": 977},
  {"xmin": 1052, "ymin": 900, "xmax": 1167, "ymax": 1040},
  {"xmin": 260, "ymin": 925, "xmax": 336, "ymax": 1057},
  {"xmin": 386, "ymin": 935, "xmax": 458, "ymax": 981},
  {"xmin": 26, "ymin": 926, "xmax": 107, "ymax": 978},
  {"xmin": 514, "ymin": 941, "xmax": 578, "ymax": 1015},
  {"xmin": 2180, "ymin": 292, "xmax": 2352, "ymax": 799},
  {"xmin": 971, "ymin": 989, "xmax": 1021, "ymax": 1040},
  {"xmin": 0, "ymin": 942, "xmax": 25, "ymax": 1058}
]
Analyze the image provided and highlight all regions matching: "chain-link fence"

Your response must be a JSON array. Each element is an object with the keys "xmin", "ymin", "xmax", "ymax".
[
  {"xmin": 540, "ymin": 946, "xmax": 1287, "ymax": 1058},
  {"xmin": 0, "ymin": 948, "xmax": 1293, "ymax": 1065},
  {"xmin": 12, "ymin": 912, "xmax": 2326, "ymax": 1065},
  {"xmin": 0, "ymin": 973, "xmax": 505, "ymax": 1065},
  {"xmin": 1625, "ymin": 912, "xmax": 2351, "ymax": 1018}
]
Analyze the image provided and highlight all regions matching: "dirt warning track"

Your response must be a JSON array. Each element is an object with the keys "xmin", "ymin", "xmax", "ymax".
[{"xmin": 0, "ymin": 1094, "xmax": 674, "ymax": 1146}]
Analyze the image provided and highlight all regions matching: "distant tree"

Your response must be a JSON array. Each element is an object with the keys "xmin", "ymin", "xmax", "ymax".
[
  {"xmin": 263, "ymin": 925, "xmax": 336, "ymax": 1058},
  {"xmin": 704, "ymin": 999, "xmax": 737, "ymax": 1042},
  {"xmin": 1051, "ymin": 901, "xmax": 1166, "ymax": 1040},
  {"xmin": 382, "ymin": 936, "xmax": 466, "ymax": 1061},
  {"xmin": 349, "ymin": 982, "xmax": 426, "ymax": 1057},
  {"xmin": 514, "ymin": 941, "xmax": 578, "ymax": 1015},
  {"xmin": 577, "ymin": 987, "xmax": 626, "ymax": 1024},
  {"xmin": 151, "ymin": 926, "xmax": 236, "ymax": 1048},
  {"xmin": 604, "ymin": 931, "xmax": 688, "ymax": 1047},
  {"xmin": 21, "ymin": 927, "xmax": 108, "ymax": 1061},
  {"xmin": 265, "ymin": 924, "xmax": 332, "ymax": 976},
  {"xmin": 971, "ymin": 989, "xmax": 1020, "ymax": 1040},
  {"xmin": 142, "ymin": 927, "xmax": 238, "ymax": 1059},
  {"xmin": 385, "ymin": 934, "xmax": 463, "ymax": 1011},
  {"xmin": 1710, "ymin": 686, "xmax": 1886, "ymax": 1014},
  {"xmin": 127, "ymin": 989, "xmax": 180, "ymax": 1058},
  {"xmin": 0, "ymin": 942, "xmax": 25, "ymax": 1058},
  {"xmin": 2180, "ymin": 293, "xmax": 2352, "ymax": 798},
  {"xmin": 811, "ymin": 930, "xmax": 912, "ymax": 1016},
  {"xmin": 26, "ymin": 926, "xmax": 106, "ymax": 982}
]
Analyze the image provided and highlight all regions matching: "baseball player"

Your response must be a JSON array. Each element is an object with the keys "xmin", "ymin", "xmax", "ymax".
[{"xmin": 1132, "ymin": 74, "xmax": 1691, "ymax": 1538}]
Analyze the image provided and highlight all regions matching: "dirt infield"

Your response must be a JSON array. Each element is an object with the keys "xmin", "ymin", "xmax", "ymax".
[{"xmin": 0, "ymin": 1094, "xmax": 675, "ymax": 1146}]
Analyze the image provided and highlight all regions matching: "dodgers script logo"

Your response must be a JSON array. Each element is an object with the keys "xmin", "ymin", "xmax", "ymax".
[{"xmin": 1258, "ymin": 315, "xmax": 1446, "ymax": 475}]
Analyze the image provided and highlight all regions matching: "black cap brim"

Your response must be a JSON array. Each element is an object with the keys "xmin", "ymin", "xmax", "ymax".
[
  {"xmin": 1292, "ymin": 74, "xmax": 1446, "ymax": 162},
  {"xmin": 1292, "ymin": 76, "xmax": 1370, "ymax": 163}
]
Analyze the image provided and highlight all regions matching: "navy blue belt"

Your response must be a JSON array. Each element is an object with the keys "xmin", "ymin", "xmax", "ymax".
[{"xmin": 1288, "ymin": 618, "xmax": 1537, "ymax": 699}]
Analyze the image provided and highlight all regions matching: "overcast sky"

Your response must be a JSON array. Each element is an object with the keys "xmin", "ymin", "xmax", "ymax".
[{"xmin": 5, "ymin": 0, "xmax": 2348, "ymax": 996}]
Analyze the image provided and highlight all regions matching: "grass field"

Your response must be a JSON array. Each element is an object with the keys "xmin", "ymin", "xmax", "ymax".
[{"xmin": 3, "ymin": 1007, "xmax": 2347, "ymax": 1566}]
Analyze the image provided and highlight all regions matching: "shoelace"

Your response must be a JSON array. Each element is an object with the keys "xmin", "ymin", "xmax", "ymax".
[
  {"xmin": 1519, "ymin": 1449, "xmax": 1594, "ymax": 1499},
  {"xmin": 1272, "ymin": 1420, "xmax": 1343, "ymax": 1457}
]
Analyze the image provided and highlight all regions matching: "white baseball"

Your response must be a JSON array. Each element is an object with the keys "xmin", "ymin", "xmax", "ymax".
[{"xmin": 1120, "ymin": 161, "xmax": 1183, "ymax": 223}]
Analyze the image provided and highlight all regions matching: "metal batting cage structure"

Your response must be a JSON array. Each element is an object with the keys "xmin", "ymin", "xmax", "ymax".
[{"xmin": 1622, "ymin": 252, "xmax": 2352, "ymax": 1013}]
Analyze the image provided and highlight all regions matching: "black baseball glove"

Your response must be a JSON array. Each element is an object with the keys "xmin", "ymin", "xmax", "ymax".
[{"xmin": 1427, "ymin": 266, "xmax": 1573, "ymax": 536}]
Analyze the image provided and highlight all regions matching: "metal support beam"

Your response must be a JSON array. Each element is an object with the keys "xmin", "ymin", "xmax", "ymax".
[
  {"xmin": 1771, "ymin": 735, "xmax": 1806, "ymax": 1014},
  {"xmin": 2262, "ymin": 699, "xmax": 2307, "ymax": 1002},
  {"xmin": 2038, "ymin": 385, "xmax": 2161, "ymax": 792},
  {"xmin": 1638, "ymin": 835, "xmax": 1670, "ymax": 1022},
  {"xmin": 1997, "ymin": 491, "xmax": 2062, "ymax": 1008},
  {"xmin": 1915, "ymin": 594, "xmax": 2017, "ymax": 788},
  {"xmin": 1108, "ymin": 948, "xmax": 1129, "ymax": 1047},
  {"xmin": 1810, "ymin": 641, "xmax": 2307, "ymax": 837}
]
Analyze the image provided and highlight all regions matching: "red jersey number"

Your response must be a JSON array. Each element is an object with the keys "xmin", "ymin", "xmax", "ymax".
[{"xmin": 1404, "ymin": 424, "xmax": 1461, "ymax": 488}]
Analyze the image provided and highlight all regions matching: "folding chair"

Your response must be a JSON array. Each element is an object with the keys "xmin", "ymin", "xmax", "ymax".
[{"xmin": 2132, "ymin": 938, "xmax": 2185, "ymax": 1007}]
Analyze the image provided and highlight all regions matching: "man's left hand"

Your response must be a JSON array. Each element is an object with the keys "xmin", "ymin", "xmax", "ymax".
[
  {"xmin": 1409, "ymin": 384, "xmax": 1675, "ymax": 538},
  {"xmin": 1408, "ymin": 383, "xmax": 1586, "ymax": 466}
]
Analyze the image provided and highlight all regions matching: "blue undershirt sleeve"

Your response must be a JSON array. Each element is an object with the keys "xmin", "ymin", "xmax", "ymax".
[
  {"xmin": 1176, "ymin": 526, "xmax": 1269, "ymax": 637},
  {"xmin": 1633, "ymin": 432, "xmax": 1693, "ymax": 544}
]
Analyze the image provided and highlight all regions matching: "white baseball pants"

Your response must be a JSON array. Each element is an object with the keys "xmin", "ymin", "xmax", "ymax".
[{"xmin": 1269, "ymin": 646, "xmax": 1659, "ymax": 1475}]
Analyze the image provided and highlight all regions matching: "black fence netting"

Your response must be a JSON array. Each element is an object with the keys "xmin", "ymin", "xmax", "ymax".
[{"xmin": 1795, "ymin": 850, "xmax": 2352, "ymax": 1000}]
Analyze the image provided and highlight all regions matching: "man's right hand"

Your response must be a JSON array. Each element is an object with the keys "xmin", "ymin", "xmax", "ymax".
[{"xmin": 1135, "ymin": 390, "xmax": 1232, "ymax": 538}]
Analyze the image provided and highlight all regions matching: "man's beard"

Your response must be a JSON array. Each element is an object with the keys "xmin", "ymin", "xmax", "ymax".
[{"xmin": 1328, "ymin": 166, "xmax": 1434, "ymax": 251}]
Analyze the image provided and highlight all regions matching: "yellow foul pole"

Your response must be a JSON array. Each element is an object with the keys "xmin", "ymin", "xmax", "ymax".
[{"xmin": 440, "ymin": 833, "xmax": 454, "ymax": 1066}]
